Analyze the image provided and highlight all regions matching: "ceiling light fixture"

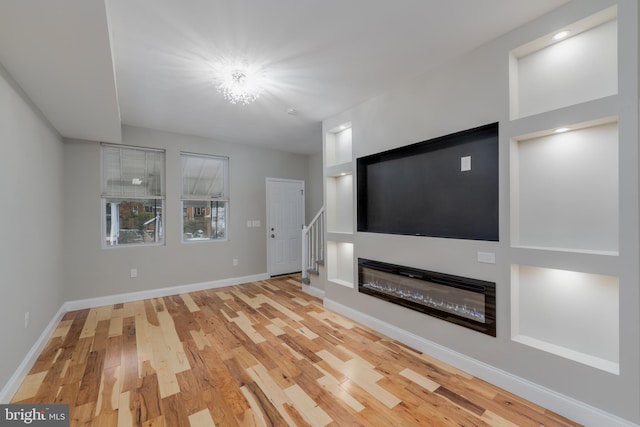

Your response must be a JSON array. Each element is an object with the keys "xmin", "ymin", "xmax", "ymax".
[
  {"xmin": 215, "ymin": 65, "xmax": 264, "ymax": 105},
  {"xmin": 554, "ymin": 127, "xmax": 570, "ymax": 133}
]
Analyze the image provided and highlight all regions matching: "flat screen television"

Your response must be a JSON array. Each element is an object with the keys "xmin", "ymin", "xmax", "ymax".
[{"xmin": 357, "ymin": 122, "xmax": 499, "ymax": 241}]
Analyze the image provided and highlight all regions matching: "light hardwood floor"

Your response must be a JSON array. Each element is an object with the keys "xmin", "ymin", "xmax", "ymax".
[{"xmin": 11, "ymin": 275, "xmax": 581, "ymax": 426}]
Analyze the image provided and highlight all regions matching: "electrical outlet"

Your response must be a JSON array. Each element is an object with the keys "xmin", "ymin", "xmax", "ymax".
[
  {"xmin": 130, "ymin": 268, "xmax": 138, "ymax": 278},
  {"xmin": 233, "ymin": 259, "xmax": 238, "ymax": 266},
  {"xmin": 477, "ymin": 252, "xmax": 496, "ymax": 264},
  {"xmin": 24, "ymin": 311, "xmax": 29, "ymax": 329}
]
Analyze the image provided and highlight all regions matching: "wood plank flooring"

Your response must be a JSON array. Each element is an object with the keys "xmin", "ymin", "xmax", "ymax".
[{"xmin": 11, "ymin": 275, "xmax": 581, "ymax": 426}]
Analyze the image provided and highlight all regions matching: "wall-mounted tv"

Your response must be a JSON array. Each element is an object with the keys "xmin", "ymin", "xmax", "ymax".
[{"xmin": 357, "ymin": 122, "xmax": 499, "ymax": 241}]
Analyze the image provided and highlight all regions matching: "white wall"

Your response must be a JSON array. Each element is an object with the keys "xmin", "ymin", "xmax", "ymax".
[
  {"xmin": 0, "ymin": 64, "xmax": 65, "ymax": 389},
  {"xmin": 323, "ymin": 0, "xmax": 639, "ymax": 423},
  {"xmin": 61, "ymin": 125, "xmax": 312, "ymax": 300},
  {"xmin": 305, "ymin": 151, "xmax": 323, "ymax": 224}
]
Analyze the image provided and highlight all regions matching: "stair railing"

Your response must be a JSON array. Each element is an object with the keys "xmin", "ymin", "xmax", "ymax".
[{"xmin": 302, "ymin": 207, "xmax": 325, "ymax": 284}]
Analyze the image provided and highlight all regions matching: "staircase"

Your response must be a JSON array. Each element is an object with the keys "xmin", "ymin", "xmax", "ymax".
[{"xmin": 301, "ymin": 207, "xmax": 324, "ymax": 284}]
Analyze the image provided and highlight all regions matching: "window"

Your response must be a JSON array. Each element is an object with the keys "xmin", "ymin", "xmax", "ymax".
[
  {"xmin": 102, "ymin": 144, "xmax": 165, "ymax": 247},
  {"xmin": 181, "ymin": 152, "xmax": 228, "ymax": 242}
]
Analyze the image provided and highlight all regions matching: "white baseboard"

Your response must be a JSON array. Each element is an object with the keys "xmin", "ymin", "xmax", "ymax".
[
  {"xmin": 64, "ymin": 273, "xmax": 269, "ymax": 311},
  {"xmin": 302, "ymin": 284, "xmax": 325, "ymax": 300},
  {"xmin": 0, "ymin": 305, "xmax": 67, "ymax": 404},
  {"xmin": 0, "ymin": 273, "xmax": 269, "ymax": 404},
  {"xmin": 323, "ymin": 298, "xmax": 638, "ymax": 427}
]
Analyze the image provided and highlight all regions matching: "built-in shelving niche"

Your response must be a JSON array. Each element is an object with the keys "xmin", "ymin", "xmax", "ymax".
[
  {"xmin": 510, "ymin": 118, "xmax": 619, "ymax": 255},
  {"xmin": 326, "ymin": 173, "xmax": 353, "ymax": 234},
  {"xmin": 509, "ymin": 6, "xmax": 617, "ymax": 120},
  {"xmin": 327, "ymin": 241, "xmax": 354, "ymax": 288},
  {"xmin": 324, "ymin": 121, "xmax": 354, "ymax": 288},
  {"xmin": 325, "ymin": 122, "xmax": 354, "ymax": 235},
  {"xmin": 507, "ymin": 4, "xmax": 622, "ymax": 376},
  {"xmin": 511, "ymin": 264, "xmax": 619, "ymax": 374},
  {"xmin": 325, "ymin": 124, "xmax": 352, "ymax": 168}
]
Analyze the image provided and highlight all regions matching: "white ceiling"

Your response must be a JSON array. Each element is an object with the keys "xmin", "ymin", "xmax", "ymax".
[
  {"xmin": 0, "ymin": 0, "xmax": 570, "ymax": 154},
  {"xmin": 0, "ymin": 0, "xmax": 121, "ymax": 143}
]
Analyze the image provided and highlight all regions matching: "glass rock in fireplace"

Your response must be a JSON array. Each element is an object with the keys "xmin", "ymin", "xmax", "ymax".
[{"xmin": 358, "ymin": 258, "xmax": 496, "ymax": 336}]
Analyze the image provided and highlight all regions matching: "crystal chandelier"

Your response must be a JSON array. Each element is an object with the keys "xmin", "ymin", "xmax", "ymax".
[{"xmin": 216, "ymin": 68, "xmax": 264, "ymax": 105}]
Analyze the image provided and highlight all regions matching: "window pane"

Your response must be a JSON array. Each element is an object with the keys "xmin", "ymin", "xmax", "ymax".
[
  {"xmin": 181, "ymin": 154, "xmax": 227, "ymax": 198},
  {"xmin": 183, "ymin": 200, "xmax": 227, "ymax": 241},
  {"xmin": 105, "ymin": 198, "xmax": 164, "ymax": 246},
  {"xmin": 103, "ymin": 146, "xmax": 164, "ymax": 197}
]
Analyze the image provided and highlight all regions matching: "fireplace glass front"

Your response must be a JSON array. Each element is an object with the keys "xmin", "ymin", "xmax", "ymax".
[{"xmin": 358, "ymin": 258, "xmax": 496, "ymax": 336}]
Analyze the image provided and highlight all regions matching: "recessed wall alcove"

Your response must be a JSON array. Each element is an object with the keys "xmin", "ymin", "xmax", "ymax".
[
  {"xmin": 509, "ymin": 6, "xmax": 617, "ymax": 119},
  {"xmin": 511, "ymin": 264, "xmax": 619, "ymax": 374},
  {"xmin": 510, "ymin": 119, "xmax": 619, "ymax": 254}
]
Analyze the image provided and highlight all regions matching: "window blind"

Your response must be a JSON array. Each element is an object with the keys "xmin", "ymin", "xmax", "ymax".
[
  {"xmin": 102, "ymin": 145, "xmax": 165, "ymax": 198},
  {"xmin": 181, "ymin": 153, "xmax": 228, "ymax": 200}
]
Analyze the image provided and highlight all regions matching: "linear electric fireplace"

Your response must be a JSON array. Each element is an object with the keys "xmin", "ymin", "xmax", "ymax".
[{"xmin": 358, "ymin": 258, "xmax": 496, "ymax": 336}]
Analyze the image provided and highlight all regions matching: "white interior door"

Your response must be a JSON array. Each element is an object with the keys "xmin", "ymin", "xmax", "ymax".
[{"xmin": 267, "ymin": 178, "xmax": 304, "ymax": 276}]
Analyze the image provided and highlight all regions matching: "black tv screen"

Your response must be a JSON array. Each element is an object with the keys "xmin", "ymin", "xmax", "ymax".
[{"xmin": 357, "ymin": 122, "xmax": 498, "ymax": 241}]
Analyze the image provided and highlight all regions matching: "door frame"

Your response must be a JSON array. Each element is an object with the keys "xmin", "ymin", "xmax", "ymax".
[{"xmin": 266, "ymin": 178, "xmax": 305, "ymax": 277}]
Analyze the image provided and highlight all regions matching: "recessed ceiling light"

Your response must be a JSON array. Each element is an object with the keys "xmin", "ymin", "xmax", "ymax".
[
  {"xmin": 287, "ymin": 108, "xmax": 298, "ymax": 115},
  {"xmin": 554, "ymin": 127, "xmax": 570, "ymax": 133},
  {"xmin": 553, "ymin": 30, "xmax": 571, "ymax": 41}
]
